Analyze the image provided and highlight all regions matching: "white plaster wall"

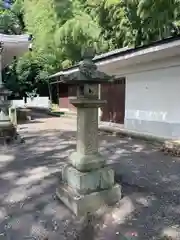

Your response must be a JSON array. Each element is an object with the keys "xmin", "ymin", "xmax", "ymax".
[
  {"xmin": 11, "ymin": 97, "xmax": 50, "ymax": 109},
  {"xmin": 125, "ymin": 64, "xmax": 180, "ymax": 138}
]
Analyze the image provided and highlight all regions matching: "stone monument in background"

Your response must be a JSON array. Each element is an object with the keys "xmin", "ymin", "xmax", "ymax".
[
  {"xmin": 0, "ymin": 34, "xmax": 30, "ymax": 143},
  {"xmin": 0, "ymin": 42, "xmax": 17, "ymax": 143}
]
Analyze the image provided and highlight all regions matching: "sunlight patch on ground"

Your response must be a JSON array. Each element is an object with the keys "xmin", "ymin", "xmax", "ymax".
[
  {"xmin": 4, "ymin": 178, "xmax": 56, "ymax": 204},
  {"xmin": 135, "ymin": 195, "xmax": 156, "ymax": 207},
  {"xmin": 109, "ymin": 148, "xmax": 130, "ymax": 156},
  {"xmin": 26, "ymin": 143, "xmax": 70, "ymax": 155},
  {"xmin": 24, "ymin": 178, "xmax": 56, "ymax": 196},
  {"xmin": 4, "ymin": 186, "xmax": 30, "ymax": 203},
  {"xmin": 161, "ymin": 174, "xmax": 180, "ymax": 184},
  {"xmin": 115, "ymin": 148, "xmax": 129, "ymax": 154},
  {"xmin": 109, "ymin": 152, "xmax": 124, "ymax": 161},
  {"xmin": 167, "ymin": 205, "xmax": 180, "ymax": 214},
  {"xmin": 15, "ymin": 166, "xmax": 58, "ymax": 186},
  {"xmin": 0, "ymin": 154, "xmax": 14, "ymax": 169},
  {"xmin": 172, "ymin": 140, "xmax": 180, "ymax": 144},
  {"xmin": 111, "ymin": 197, "xmax": 135, "ymax": 224},
  {"xmin": 1, "ymin": 171, "xmax": 18, "ymax": 181},
  {"xmin": 101, "ymin": 139, "xmax": 128, "ymax": 145},
  {"xmin": 0, "ymin": 207, "xmax": 7, "ymax": 220},
  {"xmin": 132, "ymin": 144, "xmax": 145, "ymax": 152},
  {"xmin": 60, "ymin": 149, "xmax": 74, "ymax": 158}
]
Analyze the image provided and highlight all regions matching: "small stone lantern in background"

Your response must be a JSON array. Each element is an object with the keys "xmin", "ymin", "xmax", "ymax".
[
  {"xmin": 0, "ymin": 41, "xmax": 17, "ymax": 143},
  {"xmin": 56, "ymin": 48, "xmax": 121, "ymax": 216}
]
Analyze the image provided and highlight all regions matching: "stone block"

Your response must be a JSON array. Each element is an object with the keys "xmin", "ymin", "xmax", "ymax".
[
  {"xmin": 62, "ymin": 165, "xmax": 114, "ymax": 194},
  {"xmin": 69, "ymin": 151, "xmax": 106, "ymax": 171},
  {"xmin": 0, "ymin": 123, "xmax": 17, "ymax": 144},
  {"xmin": 56, "ymin": 183, "xmax": 121, "ymax": 216}
]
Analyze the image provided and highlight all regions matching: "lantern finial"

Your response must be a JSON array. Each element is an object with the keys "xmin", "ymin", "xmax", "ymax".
[{"xmin": 81, "ymin": 47, "xmax": 95, "ymax": 60}]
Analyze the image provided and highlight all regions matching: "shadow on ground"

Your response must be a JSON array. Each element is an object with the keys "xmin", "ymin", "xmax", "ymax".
[{"xmin": 0, "ymin": 124, "xmax": 180, "ymax": 239}]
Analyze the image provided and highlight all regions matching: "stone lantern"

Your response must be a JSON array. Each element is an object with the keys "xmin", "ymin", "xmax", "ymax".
[
  {"xmin": 0, "ymin": 42, "xmax": 17, "ymax": 143},
  {"xmin": 56, "ymin": 49, "xmax": 121, "ymax": 216}
]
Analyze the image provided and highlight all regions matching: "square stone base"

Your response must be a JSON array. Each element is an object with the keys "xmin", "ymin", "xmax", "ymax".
[
  {"xmin": 62, "ymin": 165, "xmax": 114, "ymax": 194},
  {"xmin": 56, "ymin": 182, "xmax": 121, "ymax": 216},
  {"xmin": 0, "ymin": 122, "xmax": 17, "ymax": 144}
]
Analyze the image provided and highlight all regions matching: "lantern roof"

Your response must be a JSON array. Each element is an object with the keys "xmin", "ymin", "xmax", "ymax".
[{"xmin": 58, "ymin": 48, "xmax": 114, "ymax": 85}]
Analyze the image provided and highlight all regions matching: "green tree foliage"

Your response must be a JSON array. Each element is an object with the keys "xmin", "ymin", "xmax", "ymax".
[
  {"xmin": 0, "ymin": 0, "xmax": 25, "ymax": 34},
  {"xmin": 3, "ymin": 53, "xmax": 44, "ymax": 97},
  {"xmin": 2, "ymin": 0, "xmax": 180, "ymax": 96},
  {"xmin": 98, "ymin": 0, "xmax": 180, "ymax": 47},
  {"xmin": 137, "ymin": 0, "xmax": 180, "ymax": 38}
]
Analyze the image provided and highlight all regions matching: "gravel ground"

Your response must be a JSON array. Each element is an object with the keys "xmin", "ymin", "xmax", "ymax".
[{"xmin": 0, "ymin": 116, "xmax": 180, "ymax": 239}]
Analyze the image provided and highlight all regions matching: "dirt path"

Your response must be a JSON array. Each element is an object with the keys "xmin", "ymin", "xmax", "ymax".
[{"xmin": 0, "ymin": 116, "xmax": 179, "ymax": 239}]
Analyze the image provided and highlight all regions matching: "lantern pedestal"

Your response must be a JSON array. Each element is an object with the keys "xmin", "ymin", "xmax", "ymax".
[{"xmin": 56, "ymin": 97, "xmax": 121, "ymax": 216}]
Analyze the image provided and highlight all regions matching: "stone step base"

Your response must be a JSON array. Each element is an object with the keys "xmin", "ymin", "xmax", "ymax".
[
  {"xmin": 49, "ymin": 110, "xmax": 77, "ymax": 118},
  {"xmin": 56, "ymin": 182, "xmax": 121, "ymax": 216},
  {"xmin": 0, "ymin": 124, "xmax": 24, "ymax": 144},
  {"xmin": 61, "ymin": 111, "xmax": 77, "ymax": 119}
]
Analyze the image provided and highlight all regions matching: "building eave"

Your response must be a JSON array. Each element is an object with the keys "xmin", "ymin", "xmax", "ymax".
[
  {"xmin": 49, "ymin": 35, "xmax": 180, "ymax": 80},
  {"xmin": 0, "ymin": 34, "xmax": 30, "ymax": 68}
]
